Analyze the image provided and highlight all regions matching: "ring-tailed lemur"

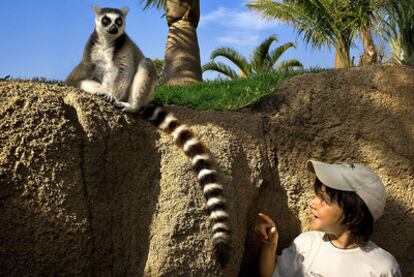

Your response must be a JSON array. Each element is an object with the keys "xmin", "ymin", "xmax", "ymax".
[
  {"xmin": 65, "ymin": 5, "xmax": 231, "ymax": 266},
  {"xmin": 65, "ymin": 5, "xmax": 156, "ymax": 112}
]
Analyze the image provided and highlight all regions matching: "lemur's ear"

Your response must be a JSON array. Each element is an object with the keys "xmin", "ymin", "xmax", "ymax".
[
  {"xmin": 121, "ymin": 7, "xmax": 129, "ymax": 16},
  {"xmin": 92, "ymin": 4, "xmax": 101, "ymax": 15}
]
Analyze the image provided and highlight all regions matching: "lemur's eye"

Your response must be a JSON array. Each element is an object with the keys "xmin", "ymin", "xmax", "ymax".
[
  {"xmin": 102, "ymin": 16, "xmax": 111, "ymax": 26},
  {"xmin": 115, "ymin": 18, "xmax": 123, "ymax": 26}
]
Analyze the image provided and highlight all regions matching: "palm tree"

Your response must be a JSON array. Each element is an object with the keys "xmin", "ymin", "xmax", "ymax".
[
  {"xmin": 341, "ymin": 0, "xmax": 384, "ymax": 65},
  {"xmin": 141, "ymin": 0, "xmax": 202, "ymax": 85},
  {"xmin": 247, "ymin": 0, "xmax": 359, "ymax": 68},
  {"xmin": 379, "ymin": 0, "xmax": 414, "ymax": 65},
  {"xmin": 202, "ymin": 35, "xmax": 303, "ymax": 79}
]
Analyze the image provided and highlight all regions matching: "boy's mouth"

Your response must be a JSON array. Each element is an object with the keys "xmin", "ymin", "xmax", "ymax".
[{"xmin": 312, "ymin": 213, "xmax": 319, "ymax": 220}]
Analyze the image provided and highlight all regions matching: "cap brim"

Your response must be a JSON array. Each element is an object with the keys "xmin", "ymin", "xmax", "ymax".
[{"xmin": 307, "ymin": 160, "xmax": 354, "ymax": 192}]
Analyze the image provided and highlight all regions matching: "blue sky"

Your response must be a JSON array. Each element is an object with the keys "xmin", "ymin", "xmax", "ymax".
[{"xmin": 0, "ymin": 0, "xmax": 366, "ymax": 81}]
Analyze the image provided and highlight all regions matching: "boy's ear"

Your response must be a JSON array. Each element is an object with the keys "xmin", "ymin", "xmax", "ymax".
[
  {"xmin": 121, "ymin": 6, "xmax": 129, "ymax": 16},
  {"xmin": 92, "ymin": 4, "xmax": 101, "ymax": 15}
]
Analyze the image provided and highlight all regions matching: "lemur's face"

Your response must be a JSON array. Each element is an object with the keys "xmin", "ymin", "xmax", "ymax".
[
  {"xmin": 97, "ymin": 13, "xmax": 125, "ymax": 35},
  {"xmin": 93, "ymin": 5, "xmax": 128, "ymax": 38}
]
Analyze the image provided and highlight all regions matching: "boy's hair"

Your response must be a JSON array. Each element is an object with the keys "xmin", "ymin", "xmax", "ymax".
[{"xmin": 314, "ymin": 178, "xmax": 374, "ymax": 245}]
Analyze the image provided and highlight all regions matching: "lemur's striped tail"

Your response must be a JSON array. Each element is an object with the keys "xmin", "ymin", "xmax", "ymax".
[{"xmin": 140, "ymin": 104, "xmax": 231, "ymax": 267}]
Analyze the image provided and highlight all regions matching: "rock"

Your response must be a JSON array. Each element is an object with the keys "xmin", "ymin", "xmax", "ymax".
[
  {"xmin": 1, "ymin": 64, "xmax": 413, "ymax": 276},
  {"xmin": 0, "ymin": 80, "xmax": 290, "ymax": 276}
]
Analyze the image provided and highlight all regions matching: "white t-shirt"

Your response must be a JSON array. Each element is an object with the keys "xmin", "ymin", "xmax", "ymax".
[{"xmin": 273, "ymin": 231, "xmax": 401, "ymax": 277}]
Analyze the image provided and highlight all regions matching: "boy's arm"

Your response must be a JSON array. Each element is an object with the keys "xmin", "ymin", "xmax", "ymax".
[
  {"xmin": 258, "ymin": 228, "xmax": 278, "ymax": 277},
  {"xmin": 255, "ymin": 213, "xmax": 279, "ymax": 277}
]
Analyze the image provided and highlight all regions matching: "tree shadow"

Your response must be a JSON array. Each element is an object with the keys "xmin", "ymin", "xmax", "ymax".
[
  {"xmin": 237, "ymin": 145, "xmax": 302, "ymax": 277},
  {"xmin": 372, "ymin": 198, "xmax": 414, "ymax": 276}
]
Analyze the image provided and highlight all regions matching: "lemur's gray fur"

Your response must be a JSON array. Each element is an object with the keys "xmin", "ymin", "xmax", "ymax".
[
  {"xmin": 65, "ymin": 5, "xmax": 231, "ymax": 267},
  {"xmin": 65, "ymin": 4, "xmax": 156, "ymax": 113}
]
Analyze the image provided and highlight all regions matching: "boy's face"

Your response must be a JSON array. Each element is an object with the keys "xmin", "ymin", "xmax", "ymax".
[{"xmin": 309, "ymin": 185, "xmax": 345, "ymax": 235}]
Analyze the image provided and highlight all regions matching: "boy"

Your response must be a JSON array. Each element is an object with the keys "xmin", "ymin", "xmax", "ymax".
[{"xmin": 256, "ymin": 160, "xmax": 401, "ymax": 277}]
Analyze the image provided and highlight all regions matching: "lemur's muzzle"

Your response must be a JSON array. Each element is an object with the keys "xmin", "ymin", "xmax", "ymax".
[{"xmin": 108, "ymin": 25, "xmax": 118, "ymax": 34}]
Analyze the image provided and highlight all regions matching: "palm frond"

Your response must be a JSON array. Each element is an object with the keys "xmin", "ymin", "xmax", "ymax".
[
  {"xmin": 202, "ymin": 61, "xmax": 239, "ymax": 80},
  {"xmin": 247, "ymin": 0, "xmax": 335, "ymax": 48},
  {"xmin": 379, "ymin": 0, "xmax": 414, "ymax": 64},
  {"xmin": 140, "ymin": 0, "xmax": 166, "ymax": 9},
  {"xmin": 251, "ymin": 34, "xmax": 278, "ymax": 72},
  {"xmin": 210, "ymin": 47, "xmax": 251, "ymax": 76},
  {"xmin": 276, "ymin": 59, "xmax": 304, "ymax": 71},
  {"xmin": 269, "ymin": 42, "xmax": 296, "ymax": 67},
  {"xmin": 247, "ymin": 0, "xmax": 358, "ymax": 49}
]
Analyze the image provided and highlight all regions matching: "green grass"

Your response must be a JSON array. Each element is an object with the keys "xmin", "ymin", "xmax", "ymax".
[{"xmin": 154, "ymin": 70, "xmax": 305, "ymax": 111}]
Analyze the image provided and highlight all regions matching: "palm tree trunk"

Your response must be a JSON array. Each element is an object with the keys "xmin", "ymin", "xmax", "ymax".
[
  {"xmin": 161, "ymin": 0, "xmax": 202, "ymax": 86},
  {"xmin": 359, "ymin": 24, "xmax": 378, "ymax": 65},
  {"xmin": 335, "ymin": 40, "xmax": 351, "ymax": 68}
]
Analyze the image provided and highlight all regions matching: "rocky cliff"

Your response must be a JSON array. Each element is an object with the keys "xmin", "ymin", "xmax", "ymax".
[{"xmin": 0, "ymin": 64, "xmax": 413, "ymax": 276}]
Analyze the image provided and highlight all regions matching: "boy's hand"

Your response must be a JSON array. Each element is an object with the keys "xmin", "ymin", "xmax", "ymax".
[{"xmin": 255, "ymin": 213, "xmax": 279, "ymax": 246}]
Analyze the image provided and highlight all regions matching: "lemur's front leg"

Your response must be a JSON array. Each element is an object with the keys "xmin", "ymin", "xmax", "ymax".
[
  {"xmin": 114, "ymin": 58, "xmax": 157, "ymax": 113},
  {"xmin": 110, "ymin": 69, "xmax": 135, "ymax": 112},
  {"xmin": 80, "ymin": 66, "xmax": 120, "ymax": 103}
]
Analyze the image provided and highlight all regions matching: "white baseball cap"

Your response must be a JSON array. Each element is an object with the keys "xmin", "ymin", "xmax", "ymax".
[{"xmin": 307, "ymin": 160, "xmax": 386, "ymax": 221}]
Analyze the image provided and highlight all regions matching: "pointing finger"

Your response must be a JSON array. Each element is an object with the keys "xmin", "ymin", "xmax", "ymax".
[{"xmin": 258, "ymin": 213, "xmax": 275, "ymax": 226}]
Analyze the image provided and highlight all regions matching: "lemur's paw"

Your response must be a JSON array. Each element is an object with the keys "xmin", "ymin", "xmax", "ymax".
[
  {"xmin": 114, "ymin": 101, "xmax": 139, "ymax": 113},
  {"xmin": 97, "ymin": 92, "xmax": 116, "ymax": 103},
  {"xmin": 113, "ymin": 101, "xmax": 128, "ymax": 113},
  {"xmin": 104, "ymin": 95, "xmax": 116, "ymax": 103},
  {"xmin": 113, "ymin": 100, "xmax": 126, "ymax": 109}
]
